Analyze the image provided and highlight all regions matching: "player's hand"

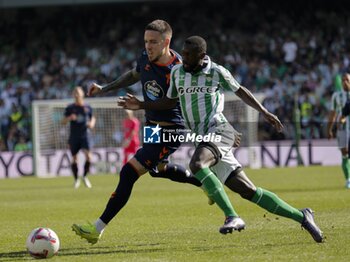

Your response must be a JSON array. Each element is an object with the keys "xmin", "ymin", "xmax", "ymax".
[
  {"xmin": 233, "ymin": 130, "xmax": 242, "ymax": 148},
  {"xmin": 339, "ymin": 116, "xmax": 346, "ymax": 125},
  {"xmin": 69, "ymin": 114, "xmax": 77, "ymax": 121},
  {"xmin": 263, "ymin": 111, "xmax": 284, "ymax": 132},
  {"xmin": 327, "ymin": 129, "xmax": 334, "ymax": 139},
  {"xmin": 118, "ymin": 93, "xmax": 142, "ymax": 110},
  {"xmin": 88, "ymin": 83, "xmax": 103, "ymax": 96}
]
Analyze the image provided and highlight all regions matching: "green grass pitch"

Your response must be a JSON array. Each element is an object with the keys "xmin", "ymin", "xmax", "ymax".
[{"xmin": 1, "ymin": 166, "xmax": 350, "ymax": 261}]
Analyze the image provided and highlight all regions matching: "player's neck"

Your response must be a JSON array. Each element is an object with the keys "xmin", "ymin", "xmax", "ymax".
[
  {"xmin": 156, "ymin": 50, "xmax": 173, "ymax": 65},
  {"xmin": 75, "ymin": 99, "xmax": 84, "ymax": 106}
]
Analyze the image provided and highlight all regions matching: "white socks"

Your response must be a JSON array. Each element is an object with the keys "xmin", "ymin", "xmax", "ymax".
[{"xmin": 94, "ymin": 218, "xmax": 106, "ymax": 233}]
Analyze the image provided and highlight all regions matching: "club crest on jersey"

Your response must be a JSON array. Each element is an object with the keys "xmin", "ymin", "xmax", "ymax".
[
  {"xmin": 76, "ymin": 114, "xmax": 85, "ymax": 123},
  {"xmin": 144, "ymin": 80, "xmax": 164, "ymax": 100},
  {"xmin": 178, "ymin": 86, "xmax": 218, "ymax": 95}
]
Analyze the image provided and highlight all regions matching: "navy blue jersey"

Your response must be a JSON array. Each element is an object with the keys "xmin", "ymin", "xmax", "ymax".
[
  {"xmin": 136, "ymin": 49, "xmax": 184, "ymax": 125},
  {"xmin": 64, "ymin": 103, "xmax": 93, "ymax": 140}
]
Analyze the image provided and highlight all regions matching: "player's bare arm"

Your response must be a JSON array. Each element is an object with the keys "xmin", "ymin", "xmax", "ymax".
[
  {"xmin": 88, "ymin": 68, "xmax": 140, "ymax": 96},
  {"xmin": 235, "ymin": 85, "xmax": 284, "ymax": 132},
  {"xmin": 326, "ymin": 110, "xmax": 336, "ymax": 139},
  {"xmin": 118, "ymin": 93, "xmax": 177, "ymax": 111},
  {"xmin": 87, "ymin": 116, "xmax": 96, "ymax": 129}
]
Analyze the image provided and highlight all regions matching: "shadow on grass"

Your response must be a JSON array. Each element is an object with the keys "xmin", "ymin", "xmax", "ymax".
[
  {"xmin": 0, "ymin": 244, "xmax": 167, "ymax": 261},
  {"xmin": 0, "ymin": 250, "xmax": 29, "ymax": 261},
  {"xmin": 0, "ymin": 241, "xmax": 306, "ymax": 261},
  {"xmin": 272, "ymin": 185, "xmax": 342, "ymax": 194},
  {"xmin": 58, "ymin": 244, "xmax": 170, "ymax": 257}
]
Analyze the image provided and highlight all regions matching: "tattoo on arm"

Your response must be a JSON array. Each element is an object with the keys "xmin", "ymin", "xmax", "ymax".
[{"xmin": 101, "ymin": 69, "xmax": 140, "ymax": 93}]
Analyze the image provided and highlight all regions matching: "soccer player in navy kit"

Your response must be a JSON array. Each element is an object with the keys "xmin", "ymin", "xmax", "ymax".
[
  {"xmin": 62, "ymin": 86, "xmax": 96, "ymax": 189},
  {"xmin": 72, "ymin": 20, "xmax": 240, "ymax": 244}
]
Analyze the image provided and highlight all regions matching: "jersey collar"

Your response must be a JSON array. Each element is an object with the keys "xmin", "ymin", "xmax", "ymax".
[
  {"xmin": 201, "ymin": 55, "xmax": 212, "ymax": 75},
  {"xmin": 154, "ymin": 49, "xmax": 177, "ymax": 67}
]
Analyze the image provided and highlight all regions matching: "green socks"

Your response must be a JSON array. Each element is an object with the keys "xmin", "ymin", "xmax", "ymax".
[
  {"xmin": 195, "ymin": 170, "xmax": 305, "ymax": 223},
  {"xmin": 194, "ymin": 168, "xmax": 238, "ymax": 217},
  {"xmin": 251, "ymin": 187, "xmax": 304, "ymax": 223},
  {"xmin": 341, "ymin": 157, "xmax": 350, "ymax": 180}
]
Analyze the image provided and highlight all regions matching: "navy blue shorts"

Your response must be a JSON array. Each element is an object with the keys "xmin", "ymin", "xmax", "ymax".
[
  {"xmin": 68, "ymin": 137, "xmax": 90, "ymax": 156},
  {"xmin": 134, "ymin": 124, "xmax": 183, "ymax": 172}
]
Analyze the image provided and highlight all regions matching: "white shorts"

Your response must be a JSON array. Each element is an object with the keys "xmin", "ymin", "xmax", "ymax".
[
  {"xmin": 337, "ymin": 130, "xmax": 348, "ymax": 149},
  {"xmin": 207, "ymin": 122, "xmax": 241, "ymax": 183},
  {"xmin": 210, "ymin": 149, "xmax": 241, "ymax": 184},
  {"xmin": 205, "ymin": 122, "xmax": 239, "ymax": 157}
]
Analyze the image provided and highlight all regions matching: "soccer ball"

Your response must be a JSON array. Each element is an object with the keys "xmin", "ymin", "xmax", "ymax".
[{"xmin": 26, "ymin": 228, "xmax": 60, "ymax": 259}]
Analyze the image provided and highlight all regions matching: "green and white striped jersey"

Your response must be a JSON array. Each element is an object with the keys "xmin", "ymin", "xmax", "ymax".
[
  {"xmin": 167, "ymin": 56, "xmax": 240, "ymax": 135},
  {"xmin": 330, "ymin": 90, "xmax": 350, "ymax": 130}
]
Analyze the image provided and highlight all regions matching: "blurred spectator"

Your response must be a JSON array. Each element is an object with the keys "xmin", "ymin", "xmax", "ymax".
[
  {"xmin": 14, "ymin": 135, "xmax": 31, "ymax": 152},
  {"xmin": 0, "ymin": 0, "xmax": 349, "ymax": 148},
  {"xmin": 0, "ymin": 135, "xmax": 7, "ymax": 151},
  {"xmin": 282, "ymin": 37, "xmax": 298, "ymax": 64}
]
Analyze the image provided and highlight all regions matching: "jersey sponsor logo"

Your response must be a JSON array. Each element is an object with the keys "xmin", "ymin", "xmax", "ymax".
[
  {"xmin": 144, "ymin": 80, "xmax": 164, "ymax": 100},
  {"xmin": 143, "ymin": 125, "xmax": 161, "ymax": 143},
  {"xmin": 178, "ymin": 86, "xmax": 218, "ymax": 95}
]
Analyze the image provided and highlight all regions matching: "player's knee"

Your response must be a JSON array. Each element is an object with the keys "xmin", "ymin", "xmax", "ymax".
[
  {"xmin": 225, "ymin": 170, "xmax": 256, "ymax": 200},
  {"xmin": 86, "ymin": 154, "xmax": 92, "ymax": 162},
  {"xmin": 127, "ymin": 158, "xmax": 147, "ymax": 176},
  {"xmin": 239, "ymin": 188, "xmax": 256, "ymax": 200},
  {"xmin": 189, "ymin": 159, "xmax": 206, "ymax": 174},
  {"xmin": 119, "ymin": 163, "xmax": 139, "ymax": 184},
  {"xmin": 341, "ymin": 148, "xmax": 348, "ymax": 156},
  {"xmin": 227, "ymin": 183, "xmax": 255, "ymax": 200},
  {"xmin": 157, "ymin": 163, "xmax": 167, "ymax": 172}
]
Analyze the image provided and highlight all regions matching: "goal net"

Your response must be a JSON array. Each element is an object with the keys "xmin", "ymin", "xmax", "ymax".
[{"xmin": 32, "ymin": 94, "xmax": 264, "ymax": 177}]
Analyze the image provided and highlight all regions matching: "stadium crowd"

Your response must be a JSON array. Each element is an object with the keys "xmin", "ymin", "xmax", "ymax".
[{"xmin": 0, "ymin": 0, "xmax": 349, "ymax": 151}]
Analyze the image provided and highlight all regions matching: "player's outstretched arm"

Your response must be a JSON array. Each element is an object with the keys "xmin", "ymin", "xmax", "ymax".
[
  {"xmin": 88, "ymin": 68, "xmax": 140, "ymax": 96},
  {"xmin": 235, "ymin": 85, "xmax": 284, "ymax": 132},
  {"xmin": 118, "ymin": 93, "xmax": 177, "ymax": 111}
]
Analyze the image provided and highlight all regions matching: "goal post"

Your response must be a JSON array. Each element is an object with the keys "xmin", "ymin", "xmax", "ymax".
[
  {"xmin": 223, "ymin": 93, "xmax": 264, "ymax": 169},
  {"xmin": 32, "ymin": 94, "xmax": 264, "ymax": 177},
  {"xmin": 31, "ymin": 97, "xmax": 144, "ymax": 177}
]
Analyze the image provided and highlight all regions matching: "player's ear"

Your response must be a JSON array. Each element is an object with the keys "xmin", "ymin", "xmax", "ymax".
[{"xmin": 164, "ymin": 38, "xmax": 170, "ymax": 47}]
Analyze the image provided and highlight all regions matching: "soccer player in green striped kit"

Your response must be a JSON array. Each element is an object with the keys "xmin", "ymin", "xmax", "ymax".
[
  {"xmin": 120, "ymin": 36, "xmax": 324, "ymax": 243},
  {"xmin": 327, "ymin": 73, "xmax": 350, "ymax": 188}
]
